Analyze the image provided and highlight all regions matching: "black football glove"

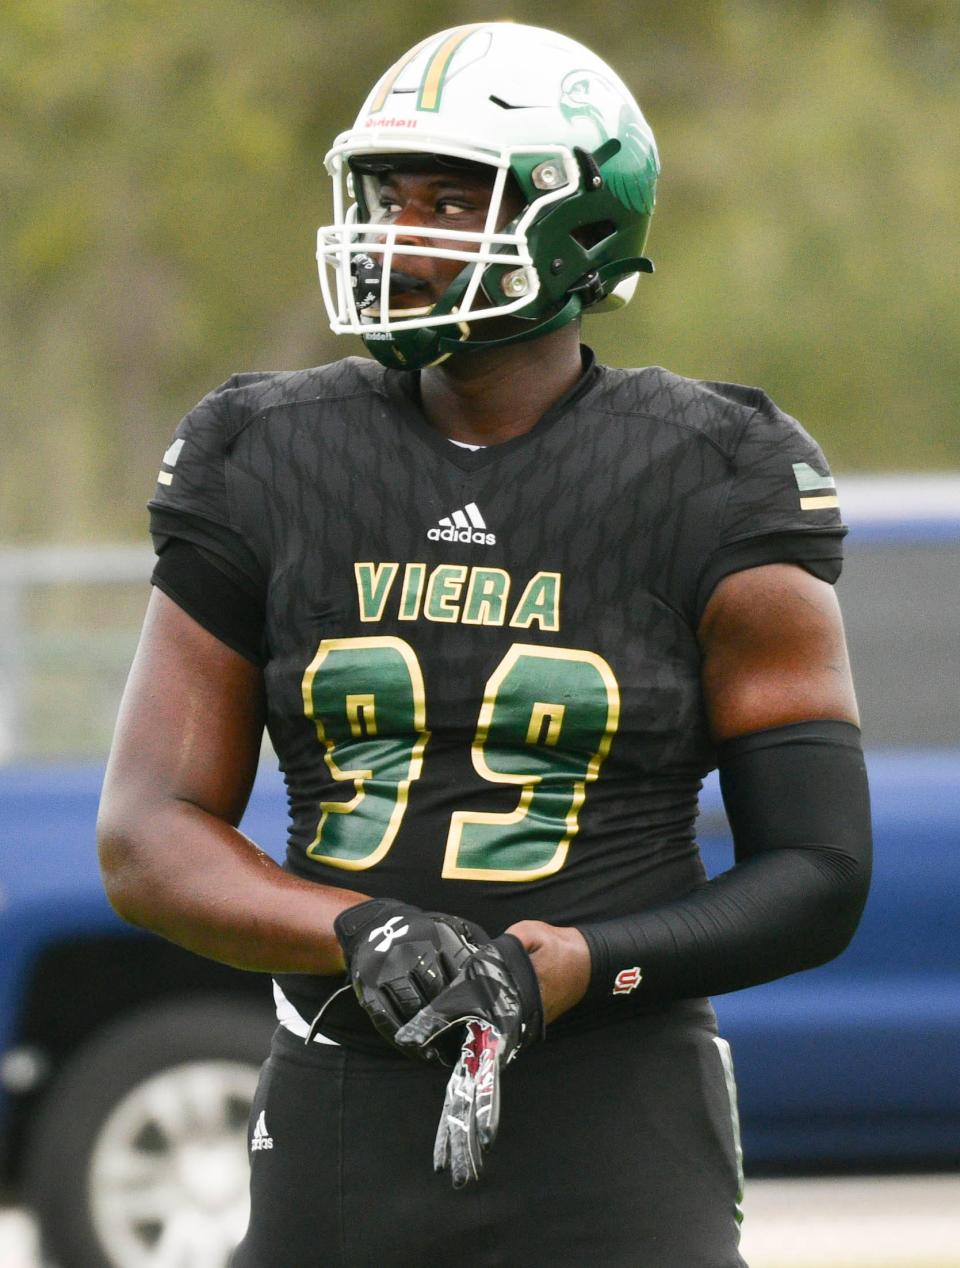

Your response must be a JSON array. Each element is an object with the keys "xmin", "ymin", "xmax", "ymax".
[
  {"xmin": 333, "ymin": 898, "xmax": 488, "ymax": 1055},
  {"xmin": 394, "ymin": 934, "xmax": 545, "ymax": 1187}
]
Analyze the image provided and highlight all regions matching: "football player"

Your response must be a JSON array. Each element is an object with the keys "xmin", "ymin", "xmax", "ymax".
[{"xmin": 98, "ymin": 23, "xmax": 871, "ymax": 1267}]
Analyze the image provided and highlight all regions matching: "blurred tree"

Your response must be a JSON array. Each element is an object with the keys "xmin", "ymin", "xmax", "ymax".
[{"xmin": 1, "ymin": 0, "xmax": 957, "ymax": 541}]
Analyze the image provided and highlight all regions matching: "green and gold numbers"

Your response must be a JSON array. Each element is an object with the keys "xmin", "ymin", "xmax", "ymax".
[
  {"xmin": 301, "ymin": 637, "xmax": 429, "ymax": 870},
  {"xmin": 301, "ymin": 637, "xmax": 619, "ymax": 882}
]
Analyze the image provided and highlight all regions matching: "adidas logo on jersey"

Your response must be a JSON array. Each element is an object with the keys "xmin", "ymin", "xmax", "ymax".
[
  {"xmin": 428, "ymin": 503, "xmax": 496, "ymax": 546},
  {"xmin": 251, "ymin": 1110, "xmax": 273, "ymax": 1151}
]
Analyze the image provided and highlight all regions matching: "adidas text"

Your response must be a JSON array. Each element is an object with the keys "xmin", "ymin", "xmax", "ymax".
[{"xmin": 428, "ymin": 526, "xmax": 496, "ymax": 545}]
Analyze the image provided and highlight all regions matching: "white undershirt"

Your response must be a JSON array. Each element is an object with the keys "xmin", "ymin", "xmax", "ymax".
[{"xmin": 274, "ymin": 980, "xmax": 341, "ymax": 1045}]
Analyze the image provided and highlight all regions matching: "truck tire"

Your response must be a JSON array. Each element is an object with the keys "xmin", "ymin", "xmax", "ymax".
[{"xmin": 22, "ymin": 995, "xmax": 276, "ymax": 1268}]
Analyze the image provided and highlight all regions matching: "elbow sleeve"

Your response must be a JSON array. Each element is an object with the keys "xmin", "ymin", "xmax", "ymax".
[{"xmin": 578, "ymin": 720, "xmax": 872, "ymax": 1009}]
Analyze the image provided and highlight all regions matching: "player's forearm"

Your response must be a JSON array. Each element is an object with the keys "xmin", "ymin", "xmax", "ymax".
[
  {"xmin": 579, "ymin": 844, "xmax": 866, "ymax": 1005},
  {"xmin": 97, "ymin": 797, "xmax": 366, "ymax": 974},
  {"xmin": 577, "ymin": 720, "xmax": 872, "ymax": 1009}
]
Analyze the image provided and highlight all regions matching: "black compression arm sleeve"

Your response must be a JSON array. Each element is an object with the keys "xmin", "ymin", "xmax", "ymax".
[{"xmin": 578, "ymin": 721, "xmax": 872, "ymax": 1008}]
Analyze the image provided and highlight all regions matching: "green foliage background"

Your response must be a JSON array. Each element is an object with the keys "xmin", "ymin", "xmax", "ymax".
[{"xmin": 2, "ymin": 0, "xmax": 958, "ymax": 542}]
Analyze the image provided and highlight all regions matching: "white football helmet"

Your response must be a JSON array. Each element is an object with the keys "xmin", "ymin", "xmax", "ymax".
[{"xmin": 317, "ymin": 23, "xmax": 659, "ymax": 369}]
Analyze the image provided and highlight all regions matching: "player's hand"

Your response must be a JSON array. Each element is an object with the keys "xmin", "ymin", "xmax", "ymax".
[
  {"xmin": 394, "ymin": 934, "xmax": 545, "ymax": 1186},
  {"xmin": 505, "ymin": 919, "xmax": 592, "ymax": 1024},
  {"xmin": 333, "ymin": 898, "xmax": 488, "ymax": 1054}
]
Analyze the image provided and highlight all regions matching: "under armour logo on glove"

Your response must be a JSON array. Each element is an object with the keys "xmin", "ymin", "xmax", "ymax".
[
  {"xmin": 369, "ymin": 915, "xmax": 410, "ymax": 952},
  {"xmin": 333, "ymin": 898, "xmax": 490, "ymax": 1052}
]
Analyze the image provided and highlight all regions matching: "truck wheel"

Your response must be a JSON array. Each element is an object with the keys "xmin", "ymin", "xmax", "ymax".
[{"xmin": 22, "ymin": 995, "xmax": 275, "ymax": 1268}]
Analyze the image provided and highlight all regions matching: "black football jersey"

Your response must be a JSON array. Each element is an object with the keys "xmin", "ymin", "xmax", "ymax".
[{"xmin": 149, "ymin": 349, "xmax": 845, "ymax": 1044}]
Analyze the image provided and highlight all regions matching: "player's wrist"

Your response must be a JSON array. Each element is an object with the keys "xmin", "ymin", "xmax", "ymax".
[
  {"xmin": 576, "ymin": 920, "xmax": 641, "ymax": 1003},
  {"xmin": 506, "ymin": 921, "xmax": 591, "ymax": 1024},
  {"xmin": 489, "ymin": 933, "xmax": 546, "ymax": 1047}
]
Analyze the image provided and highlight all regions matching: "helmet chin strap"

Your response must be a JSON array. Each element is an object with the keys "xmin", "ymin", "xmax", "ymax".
[
  {"xmin": 360, "ymin": 256, "xmax": 651, "ymax": 370},
  {"xmin": 362, "ymin": 293, "xmax": 583, "ymax": 370},
  {"xmin": 432, "ymin": 255, "xmax": 652, "ymax": 358},
  {"xmin": 435, "ymin": 292, "xmax": 583, "ymax": 357}
]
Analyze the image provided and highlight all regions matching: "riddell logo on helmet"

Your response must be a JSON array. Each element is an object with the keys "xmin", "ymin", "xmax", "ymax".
[{"xmin": 365, "ymin": 117, "xmax": 418, "ymax": 128}]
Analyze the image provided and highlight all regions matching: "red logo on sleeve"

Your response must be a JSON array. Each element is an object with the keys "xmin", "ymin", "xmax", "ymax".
[{"xmin": 612, "ymin": 966, "xmax": 643, "ymax": 995}]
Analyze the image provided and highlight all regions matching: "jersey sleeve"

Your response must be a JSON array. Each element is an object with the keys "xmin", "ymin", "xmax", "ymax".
[
  {"xmin": 147, "ymin": 379, "xmax": 265, "ymax": 597},
  {"xmin": 693, "ymin": 392, "xmax": 846, "ymax": 620},
  {"xmin": 152, "ymin": 539, "xmax": 267, "ymax": 665}
]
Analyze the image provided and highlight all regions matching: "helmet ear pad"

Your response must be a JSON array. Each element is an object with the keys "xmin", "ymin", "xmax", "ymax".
[{"xmin": 479, "ymin": 185, "xmax": 653, "ymax": 318}]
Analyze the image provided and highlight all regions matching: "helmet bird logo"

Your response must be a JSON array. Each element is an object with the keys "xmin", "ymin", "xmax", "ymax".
[{"xmin": 559, "ymin": 70, "xmax": 657, "ymax": 215}]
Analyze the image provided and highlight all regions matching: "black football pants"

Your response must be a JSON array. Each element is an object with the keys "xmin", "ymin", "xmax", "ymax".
[{"xmin": 231, "ymin": 999, "xmax": 746, "ymax": 1268}]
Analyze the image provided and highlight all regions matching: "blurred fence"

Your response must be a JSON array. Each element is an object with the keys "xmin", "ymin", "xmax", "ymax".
[{"xmin": 0, "ymin": 546, "xmax": 151, "ymax": 762}]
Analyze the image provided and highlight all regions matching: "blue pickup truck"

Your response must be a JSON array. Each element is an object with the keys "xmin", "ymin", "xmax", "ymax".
[{"xmin": 1, "ymin": 477, "xmax": 957, "ymax": 1268}]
